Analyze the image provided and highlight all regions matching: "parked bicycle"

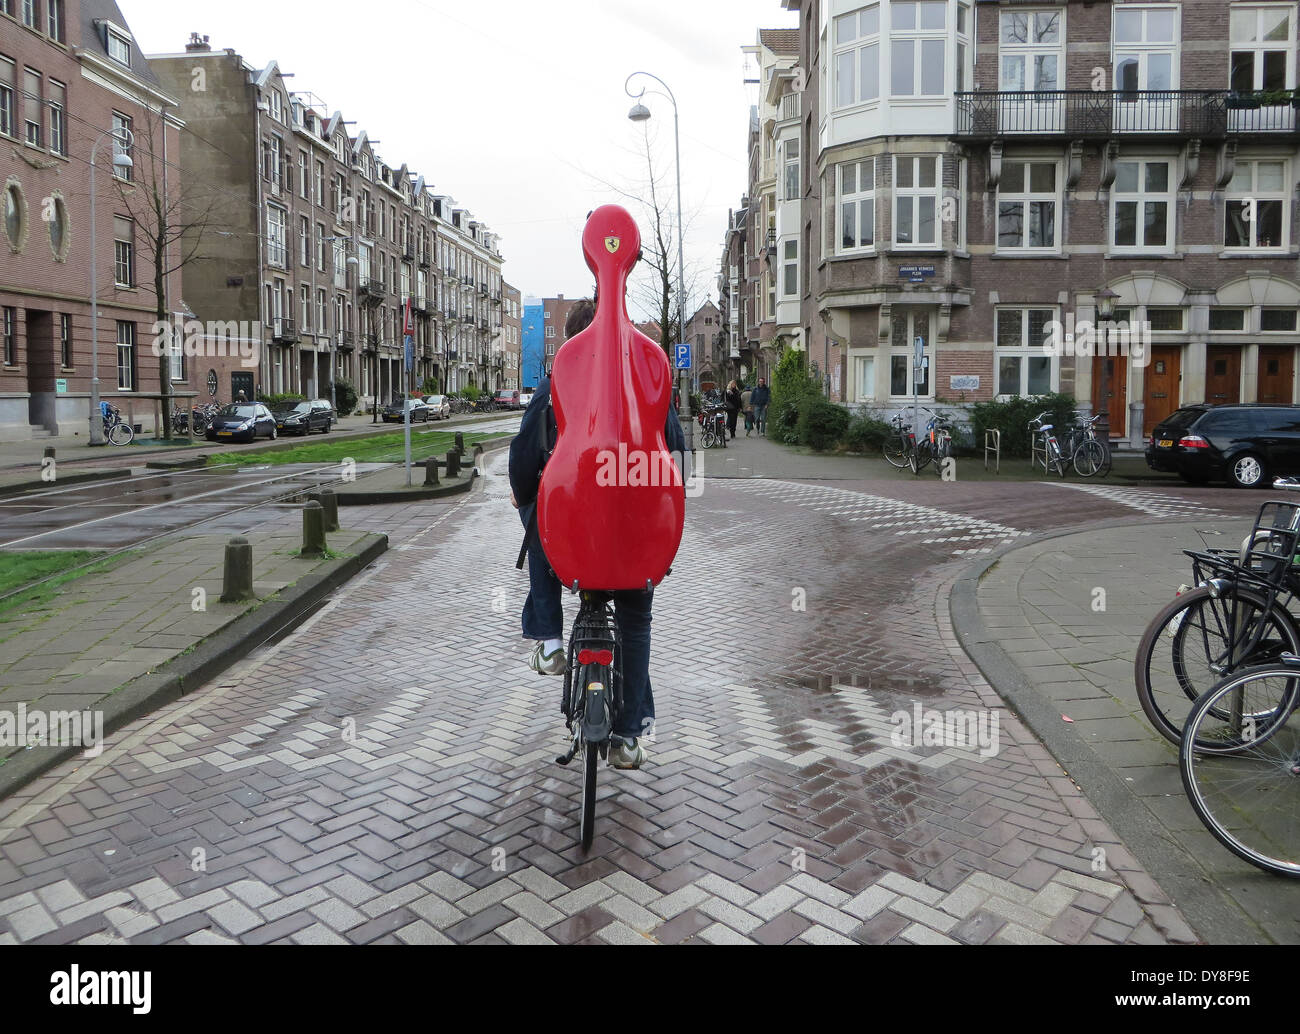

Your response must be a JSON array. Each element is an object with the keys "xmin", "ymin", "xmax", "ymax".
[
  {"xmin": 882, "ymin": 414, "xmax": 912, "ymax": 469},
  {"xmin": 697, "ymin": 390, "xmax": 728, "ymax": 449},
  {"xmin": 1028, "ymin": 411, "xmax": 1067, "ymax": 478},
  {"xmin": 101, "ymin": 403, "xmax": 134, "ymax": 446},
  {"xmin": 1063, "ymin": 414, "xmax": 1111, "ymax": 478}
]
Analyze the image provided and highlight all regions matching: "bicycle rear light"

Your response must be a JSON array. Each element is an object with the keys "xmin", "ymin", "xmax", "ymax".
[{"xmin": 577, "ymin": 648, "xmax": 614, "ymax": 666}]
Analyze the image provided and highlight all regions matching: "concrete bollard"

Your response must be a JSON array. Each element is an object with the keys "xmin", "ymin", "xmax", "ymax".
[
  {"xmin": 424, "ymin": 456, "xmax": 440, "ymax": 486},
  {"xmin": 445, "ymin": 449, "xmax": 461, "ymax": 478},
  {"xmin": 301, "ymin": 500, "xmax": 326, "ymax": 557},
  {"xmin": 454, "ymin": 431, "xmax": 465, "ymax": 454},
  {"xmin": 220, "ymin": 536, "xmax": 254, "ymax": 602},
  {"xmin": 318, "ymin": 488, "xmax": 339, "ymax": 532}
]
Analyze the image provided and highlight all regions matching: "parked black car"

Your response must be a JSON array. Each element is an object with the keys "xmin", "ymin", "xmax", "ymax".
[
  {"xmin": 1147, "ymin": 404, "xmax": 1300, "ymax": 488},
  {"xmin": 205, "ymin": 403, "xmax": 277, "ymax": 443},
  {"xmin": 273, "ymin": 399, "xmax": 334, "ymax": 435}
]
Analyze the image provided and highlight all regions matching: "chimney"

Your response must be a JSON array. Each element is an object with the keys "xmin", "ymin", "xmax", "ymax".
[{"xmin": 186, "ymin": 33, "xmax": 211, "ymax": 52}]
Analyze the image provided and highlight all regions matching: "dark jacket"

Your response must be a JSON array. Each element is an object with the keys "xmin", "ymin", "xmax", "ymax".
[
  {"xmin": 750, "ymin": 384, "xmax": 771, "ymax": 407},
  {"xmin": 508, "ymin": 376, "xmax": 688, "ymax": 512},
  {"xmin": 725, "ymin": 387, "xmax": 742, "ymax": 413}
]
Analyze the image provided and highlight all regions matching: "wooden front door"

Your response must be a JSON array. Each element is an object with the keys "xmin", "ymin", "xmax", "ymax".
[
  {"xmin": 1092, "ymin": 354, "xmax": 1128, "ymax": 437},
  {"xmin": 1258, "ymin": 346, "xmax": 1295, "ymax": 404},
  {"xmin": 1205, "ymin": 346, "xmax": 1241, "ymax": 405},
  {"xmin": 1143, "ymin": 346, "xmax": 1181, "ymax": 436}
]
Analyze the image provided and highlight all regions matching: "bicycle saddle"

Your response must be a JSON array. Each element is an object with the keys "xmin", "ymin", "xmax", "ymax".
[{"xmin": 536, "ymin": 205, "xmax": 685, "ymax": 591}]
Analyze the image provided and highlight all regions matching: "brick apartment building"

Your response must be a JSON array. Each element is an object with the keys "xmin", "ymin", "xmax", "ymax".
[
  {"xmin": 1, "ymin": 0, "xmax": 184, "ymax": 441},
  {"xmin": 732, "ymin": 0, "xmax": 1300, "ymax": 447},
  {"xmin": 503, "ymin": 281, "xmax": 521, "ymax": 390},
  {"xmin": 148, "ymin": 35, "xmax": 506, "ymax": 411}
]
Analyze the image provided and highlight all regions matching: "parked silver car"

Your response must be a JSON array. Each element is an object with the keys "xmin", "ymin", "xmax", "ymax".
[{"xmin": 421, "ymin": 395, "xmax": 452, "ymax": 420}]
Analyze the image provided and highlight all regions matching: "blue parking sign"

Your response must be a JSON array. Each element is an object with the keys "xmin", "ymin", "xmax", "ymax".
[{"xmin": 674, "ymin": 343, "xmax": 691, "ymax": 370}]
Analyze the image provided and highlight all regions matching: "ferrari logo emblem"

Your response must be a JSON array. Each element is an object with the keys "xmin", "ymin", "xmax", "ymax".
[{"xmin": 605, "ymin": 236, "xmax": 620, "ymax": 254}]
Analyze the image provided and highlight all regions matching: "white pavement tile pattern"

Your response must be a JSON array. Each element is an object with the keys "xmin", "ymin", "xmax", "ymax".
[
  {"xmin": 723, "ymin": 479, "xmax": 1029, "ymax": 556},
  {"xmin": 1054, "ymin": 483, "xmax": 1228, "ymax": 519}
]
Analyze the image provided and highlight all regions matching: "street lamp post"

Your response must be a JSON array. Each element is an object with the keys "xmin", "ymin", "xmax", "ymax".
[
  {"xmin": 625, "ymin": 70, "xmax": 693, "ymax": 452},
  {"xmin": 87, "ymin": 126, "xmax": 134, "ymax": 444},
  {"xmin": 1095, "ymin": 287, "xmax": 1120, "ymax": 450}
]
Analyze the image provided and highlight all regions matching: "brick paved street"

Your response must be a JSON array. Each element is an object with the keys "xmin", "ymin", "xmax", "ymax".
[{"xmin": 0, "ymin": 441, "xmax": 1265, "ymax": 944}]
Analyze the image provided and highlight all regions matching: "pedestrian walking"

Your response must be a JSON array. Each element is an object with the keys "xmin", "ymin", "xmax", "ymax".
[
  {"xmin": 724, "ymin": 380, "xmax": 742, "ymax": 440},
  {"xmin": 751, "ymin": 377, "xmax": 770, "ymax": 436},
  {"xmin": 741, "ymin": 385, "xmax": 754, "ymax": 435}
]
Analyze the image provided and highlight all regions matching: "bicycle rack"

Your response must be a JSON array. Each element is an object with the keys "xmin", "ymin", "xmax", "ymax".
[{"xmin": 984, "ymin": 429, "xmax": 1001, "ymax": 473}]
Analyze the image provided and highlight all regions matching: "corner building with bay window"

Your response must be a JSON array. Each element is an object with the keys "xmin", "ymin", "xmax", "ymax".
[{"xmin": 773, "ymin": 0, "xmax": 1300, "ymax": 447}]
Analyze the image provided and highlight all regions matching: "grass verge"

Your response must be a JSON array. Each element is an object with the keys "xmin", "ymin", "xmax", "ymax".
[
  {"xmin": 209, "ymin": 429, "xmax": 505, "ymax": 467},
  {"xmin": 0, "ymin": 550, "xmax": 142, "ymax": 621}
]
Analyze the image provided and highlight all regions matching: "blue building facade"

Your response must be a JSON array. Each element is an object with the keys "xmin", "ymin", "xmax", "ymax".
[{"xmin": 522, "ymin": 298, "xmax": 544, "ymax": 390}]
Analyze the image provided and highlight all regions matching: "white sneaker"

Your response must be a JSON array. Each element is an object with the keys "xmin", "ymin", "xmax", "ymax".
[
  {"xmin": 528, "ymin": 642, "xmax": 566, "ymax": 676},
  {"xmin": 607, "ymin": 736, "xmax": 647, "ymax": 770}
]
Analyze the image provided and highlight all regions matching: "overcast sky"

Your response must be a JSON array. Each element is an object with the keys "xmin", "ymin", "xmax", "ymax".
[{"xmin": 123, "ymin": 0, "xmax": 797, "ymax": 320}]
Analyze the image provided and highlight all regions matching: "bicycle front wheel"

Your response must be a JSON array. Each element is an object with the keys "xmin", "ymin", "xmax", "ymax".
[
  {"xmin": 1134, "ymin": 583, "xmax": 1300, "ymax": 748},
  {"xmin": 883, "ymin": 436, "xmax": 908, "ymax": 469},
  {"xmin": 1181, "ymin": 665, "xmax": 1300, "ymax": 877},
  {"xmin": 1073, "ymin": 440, "xmax": 1107, "ymax": 477},
  {"xmin": 108, "ymin": 421, "xmax": 133, "ymax": 446},
  {"xmin": 580, "ymin": 738, "xmax": 598, "ymax": 851}
]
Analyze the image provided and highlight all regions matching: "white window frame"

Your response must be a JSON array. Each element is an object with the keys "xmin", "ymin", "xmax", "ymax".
[
  {"xmin": 889, "ymin": 308, "xmax": 933, "ymax": 400},
  {"xmin": 995, "ymin": 306, "xmax": 1059, "ymax": 398},
  {"xmin": 1113, "ymin": 4, "xmax": 1181, "ymax": 92},
  {"xmin": 1224, "ymin": 157, "xmax": 1290, "ymax": 251},
  {"xmin": 996, "ymin": 159, "xmax": 1062, "ymax": 253},
  {"xmin": 893, "ymin": 155, "xmax": 942, "ymax": 249},
  {"xmin": 1110, "ymin": 158, "xmax": 1175, "ymax": 254},
  {"xmin": 266, "ymin": 204, "xmax": 287, "ymax": 268},
  {"xmin": 1229, "ymin": 4, "xmax": 1295, "ymax": 92},
  {"xmin": 890, "ymin": 1, "xmax": 948, "ymax": 98},
  {"xmin": 998, "ymin": 8, "xmax": 1064, "ymax": 92},
  {"xmin": 106, "ymin": 27, "xmax": 131, "ymax": 67},
  {"xmin": 782, "ymin": 239, "xmax": 798, "ymax": 297},
  {"xmin": 836, "ymin": 158, "xmax": 876, "ymax": 254},
  {"xmin": 116, "ymin": 320, "xmax": 135, "ymax": 390},
  {"xmin": 855, "ymin": 355, "xmax": 876, "ymax": 402},
  {"xmin": 783, "ymin": 137, "xmax": 800, "ymax": 202},
  {"xmin": 833, "ymin": 3, "xmax": 881, "ymax": 109}
]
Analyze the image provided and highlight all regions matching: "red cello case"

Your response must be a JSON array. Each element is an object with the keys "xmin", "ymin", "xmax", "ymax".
[{"xmin": 536, "ymin": 205, "xmax": 686, "ymax": 591}]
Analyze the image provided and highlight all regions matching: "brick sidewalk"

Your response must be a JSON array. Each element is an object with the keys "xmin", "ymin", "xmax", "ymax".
[
  {"xmin": 0, "ymin": 449, "xmax": 1213, "ymax": 944},
  {"xmin": 961, "ymin": 519, "xmax": 1300, "ymax": 944}
]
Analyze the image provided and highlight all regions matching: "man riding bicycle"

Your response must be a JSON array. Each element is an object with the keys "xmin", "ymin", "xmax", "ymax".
[{"xmin": 509, "ymin": 299, "xmax": 686, "ymax": 770}]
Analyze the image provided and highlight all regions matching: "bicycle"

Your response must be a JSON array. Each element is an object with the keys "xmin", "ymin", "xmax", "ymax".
[
  {"xmin": 1134, "ymin": 484, "xmax": 1300, "ymax": 747},
  {"xmin": 554, "ymin": 590, "xmax": 623, "ymax": 850},
  {"xmin": 1065, "ymin": 414, "xmax": 1111, "ymax": 478},
  {"xmin": 882, "ymin": 414, "xmax": 912, "ymax": 469},
  {"xmin": 1180, "ymin": 658, "xmax": 1300, "ymax": 876},
  {"xmin": 102, "ymin": 405, "xmax": 134, "ymax": 446},
  {"xmin": 903, "ymin": 408, "xmax": 949, "ymax": 475},
  {"xmin": 1028, "ymin": 411, "xmax": 1067, "ymax": 478}
]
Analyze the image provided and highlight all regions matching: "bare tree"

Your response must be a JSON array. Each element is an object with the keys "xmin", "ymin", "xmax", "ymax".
[{"xmin": 112, "ymin": 107, "xmax": 221, "ymax": 438}]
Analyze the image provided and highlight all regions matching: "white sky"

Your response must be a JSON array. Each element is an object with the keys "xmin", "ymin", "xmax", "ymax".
[{"xmin": 122, "ymin": 0, "xmax": 798, "ymax": 320}]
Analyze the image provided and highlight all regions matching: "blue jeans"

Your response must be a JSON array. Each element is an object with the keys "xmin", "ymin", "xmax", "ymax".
[
  {"xmin": 519, "ymin": 503, "xmax": 656, "ymax": 739},
  {"xmin": 752, "ymin": 403, "xmax": 768, "ymax": 433}
]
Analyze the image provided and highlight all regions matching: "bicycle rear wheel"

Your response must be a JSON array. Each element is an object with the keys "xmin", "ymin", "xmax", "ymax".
[
  {"xmin": 580, "ymin": 738, "xmax": 599, "ymax": 850},
  {"xmin": 1134, "ymin": 583, "xmax": 1300, "ymax": 748},
  {"xmin": 108, "ymin": 421, "xmax": 133, "ymax": 446},
  {"xmin": 1181, "ymin": 665, "xmax": 1300, "ymax": 877},
  {"xmin": 883, "ymin": 435, "xmax": 908, "ymax": 468}
]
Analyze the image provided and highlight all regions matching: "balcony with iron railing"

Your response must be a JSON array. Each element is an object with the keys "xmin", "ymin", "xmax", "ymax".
[
  {"xmin": 358, "ymin": 277, "xmax": 387, "ymax": 304},
  {"xmin": 954, "ymin": 89, "xmax": 1300, "ymax": 140},
  {"xmin": 271, "ymin": 317, "xmax": 298, "ymax": 343},
  {"xmin": 779, "ymin": 91, "xmax": 801, "ymax": 123},
  {"xmin": 336, "ymin": 331, "xmax": 355, "ymax": 352}
]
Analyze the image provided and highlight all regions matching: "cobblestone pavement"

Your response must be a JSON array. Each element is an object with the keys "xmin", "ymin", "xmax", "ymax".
[{"xmin": 0, "ymin": 450, "xmax": 1261, "ymax": 945}]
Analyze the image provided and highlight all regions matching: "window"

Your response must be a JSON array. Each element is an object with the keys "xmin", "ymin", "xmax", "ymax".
[
  {"xmin": 314, "ymin": 160, "xmax": 325, "ymax": 206},
  {"xmin": 59, "ymin": 312, "xmax": 71, "ymax": 367},
  {"xmin": 1209, "ymin": 308, "xmax": 1247, "ymax": 331},
  {"xmin": 3, "ymin": 306, "xmax": 16, "ymax": 365},
  {"xmin": 1147, "ymin": 307, "xmax": 1184, "ymax": 331},
  {"xmin": 46, "ymin": 0, "xmax": 61, "ymax": 41},
  {"xmin": 996, "ymin": 307, "xmax": 1056, "ymax": 396},
  {"xmin": 106, "ymin": 27, "xmax": 131, "ymax": 67},
  {"xmin": 47, "ymin": 192, "xmax": 66, "ymax": 259},
  {"xmin": 266, "ymin": 205, "xmax": 286, "ymax": 268},
  {"xmin": 269, "ymin": 90, "xmax": 282, "ymax": 124},
  {"xmin": 1111, "ymin": 160, "xmax": 1173, "ymax": 251},
  {"xmin": 1230, "ymin": 6, "xmax": 1294, "ymax": 92},
  {"xmin": 890, "ymin": 308, "xmax": 931, "ymax": 397},
  {"xmin": 834, "ymin": 3, "xmax": 880, "ymax": 107},
  {"xmin": 1225, "ymin": 159, "xmax": 1287, "ymax": 249},
  {"xmin": 20, "ymin": 0, "xmax": 34, "ymax": 29},
  {"xmin": 298, "ymin": 149, "xmax": 308, "ymax": 199},
  {"xmin": 48, "ymin": 79, "xmax": 64, "ymax": 155},
  {"xmin": 168, "ymin": 324, "xmax": 183, "ymax": 381},
  {"xmin": 545, "ymin": 325, "xmax": 555, "ymax": 338},
  {"xmin": 316, "ymin": 223, "xmax": 326, "ymax": 271},
  {"xmin": 4, "ymin": 181, "xmax": 24, "ymax": 250},
  {"xmin": 299, "ymin": 215, "xmax": 309, "ymax": 266},
  {"xmin": 22, "ymin": 68, "xmax": 40, "ymax": 147},
  {"xmin": 1114, "ymin": 5, "xmax": 1179, "ymax": 92},
  {"xmin": 113, "ymin": 216, "xmax": 133, "ymax": 287},
  {"xmin": 317, "ymin": 288, "xmax": 327, "ymax": 332},
  {"xmin": 0, "ymin": 57, "xmax": 13, "ymax": 138},
  {"xmin": 784, "ymin": 138, "xmax": 800, "ymax": 201},
  {"xmin": 1260, "ymin": 308, "xmax": 1297, "ymax": 332},
  {"xmin": 782, "ymin": 240, "xmax": 798, "ymax": 297},
  {"xmin": 116, "ymin": 320, "xmax": 135, "ymax": 389},
  {"xmin": 894, "ymin": 155, "xmax": 940, "ymax": 247},
  {"xmin": 999, "ymin": 9, "xmax": 1063, "ymax": 91},
  {"xmin": 837, "ymin": 159, "xmax": 875, "ymax": 253},
  {"xmin": 891, "ymin": 1, "xmax": 947, "ymax": 97},
  {"xmin": 111, "ymin": 113, "xmax": 131, "ymax": 181},
  {"xmin": 997, "ymin": 161, "xmax": 1058, "ymax": 251},
  {"xmin": 856, "ymin": 355, "xmax": 876, "ymax": 401}
]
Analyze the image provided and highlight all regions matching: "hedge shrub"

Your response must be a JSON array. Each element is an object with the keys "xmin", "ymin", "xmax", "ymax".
[
  {"xmin": 770, "ymin": 349, "xmax": 821, "ymax": 445},
  {"xmin": 334, "ymin": 379, "xmax": 358, "ymax": 417},
  {"xmin": 843, "ymin": 412, "xmax": 894, "ymax": 452},
  {"xmin": 798, "ymin": 397, "xmax": 851, "ymax": 452},
  {"xmin": 970, "ymin": 392, "xmax": 1077, "ymax": 459}
]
